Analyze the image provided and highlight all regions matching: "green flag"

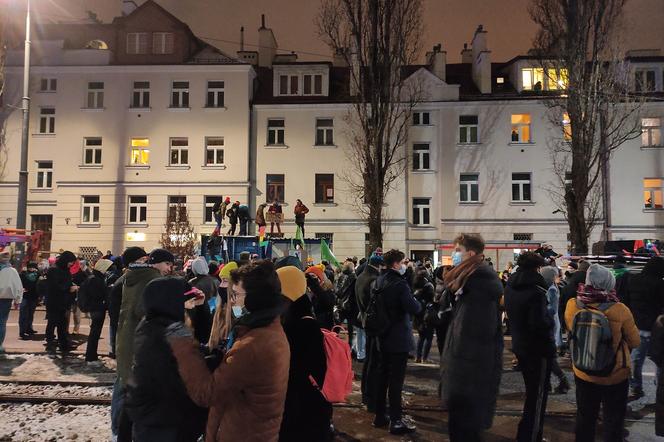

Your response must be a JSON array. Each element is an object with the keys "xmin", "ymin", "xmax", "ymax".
[
  {"xmin": 320, "ymin": 239, "xmax": 340, "ymax": 268},
  {"xmin": 295, "ymin": 224, "xmax": 305, "ymax": 249}
]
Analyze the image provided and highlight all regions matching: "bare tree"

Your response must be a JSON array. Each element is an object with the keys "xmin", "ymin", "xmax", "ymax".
[
  {"xmin": 160, "ymin": 201, "xmax": 197, "ymax": 259},
  {"xmin": 530, "ymin": 0, "xmax": 643, "ymax": 254},
  {"xmin": 0, "ymin": 15, "xmax": 9, "ymax": 181},
  {"xmin": 317, "ymin": 0, "xmax": 423, "ymax": 250}
]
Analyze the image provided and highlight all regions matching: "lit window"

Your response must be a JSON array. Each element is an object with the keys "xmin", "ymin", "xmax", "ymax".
[
  {"xmin": 126, "ymin": 33, "xmax": 149, "ymax": 54},
  {"xmin": 205, "ymin": 137, "xmax": 224, "ymax": 165},
  {"xmin": 522, "ymin": 68, "xmax": 544, "ymax": 91},
  {"xmin": 644, "ymin": 178, "xmax": 664, "ymax": 209},
  {"xmin": 635, "ymin": 70, "xmax": 656, "ymax": 92},
  {"xmin": 152, "ymin": 32, "xmax": 174, "ymax": 54},
  {"xmin": 641, "ymin": 118, "xmax": 661, "ymax": 147},
  {"xmin": 206, "ymin": 81, "xmax": 225, "ymax": 107},
  {"xmin": 413, "ymin": 112, "xmax": 430, "ymax": 126},
  {"xmin": 511, "ymin": 173, "xmax": 532, "ymax": 202},
  {"xmin": 130, "ymin": 138, "xmax": 150, "ymax": 165},
  {"xmin": 81, "ymin": 196, "xmax": 100, "ymax": 224},
  {"xmin": 511, "ymin": 114, "xmax": 532, "ymax": 143},
  {"xmin": 83, "ymin": 138, "xmax": 102, "ymax": 165},
  {"xmin": 548, "ymin": 68, "xmax": 569, "ymax": 90},
  {"xmin": 315, "ymin": 118, "xmax": 334, "ymax": 146},
  {"xmin": 496, "ymin": 77, "xmax": 505, "ymax": 84},
  {"xmin": 266, "ymin": 174, "xmax": 285, "ymax": 203},
  {"xmin": 39, "ymin": 108, "xmax": 55, "ymax": 134},
  {"xmin": 169, "ymin": 138, "xmax": 188, "ymax": 165},
  {"xmin": 459, "ymin": 115, "xmax": 479, "ymax": 143},
  {"xmin": 267, "ymin": 119, "xmax": 285, "ymax": 145},
  {"xmin": 204, "ymin": 196, "xmax": 223, "ymax": 223},
  {"xmin": 563, "ymin": 113, "xmax": 572, "ymax": 141},
  {"xmin": 459, "ymin": 173, "xmax": 479, "ymax": 203},
  {"xmin": 171, "ymin": 81, "xmax": 189, "ymax": 108},
  {"xmin": 36, "ymin": 161, "xmax": 53, "ymax": 189},
  {"xmin": 412, "ymin": 198, "xmax": 431, "ymax": 225},
  {"xmin": 167, "ymin": 196, "xmax": 187, "ymax": 222},
  {"xmin": 315, "ymin": 174, "xmax": 335, "ymax": 203},
  {"xmin": 128, "ymin": 196, "xmax": 147, "ymax": 224},
  {"xmin": 39, "ymin": 78, "xmax": 57, "ymax": 92},
  {"xmin": 131, "ymin": 81, "xmax": 150, "ymax": 108},
  {"xmin": 412, "ymin": 143, "xmax": 430, "ymax": 171},
  {"xmin": 86, "ymin": 82, "xmax": 104, "ymax": 108}
]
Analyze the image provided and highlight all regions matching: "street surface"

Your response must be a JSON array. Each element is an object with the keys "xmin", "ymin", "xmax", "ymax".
[{"xmin": 1, "ymin": 307, "xmax": 659, "ymax": 441}]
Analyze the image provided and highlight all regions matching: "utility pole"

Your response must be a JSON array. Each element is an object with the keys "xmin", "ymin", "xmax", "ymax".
[{"xmin": 16, "ymin": 0, "xmax": 31, "ymax": 266}]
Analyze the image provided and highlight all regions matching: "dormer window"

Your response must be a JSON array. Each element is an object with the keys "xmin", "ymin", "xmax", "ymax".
[
  {"xmin": 279, "ymin": 75, "xmax": 299, "ymax": 95},
  {"xmin": 522, "ymin": 67, "xmax": 568, "ymax": 91},
  {"xmin": 153, "ymin": 32, "xmax": 174, "ymax": 54},
  {"xmin": 127, "ymin": 32, "xmax": 149, "ymax": 55},
  {"xmin": 635, "ymin": 70, "xmax": 656, "ymax": 92},
  {"xmin": 304, "ymin": 74, "xmax": 323, "ymax": 95},
  {"xmin": 274, "ymin": 67, "xmax": 328, "ymax": 97}
]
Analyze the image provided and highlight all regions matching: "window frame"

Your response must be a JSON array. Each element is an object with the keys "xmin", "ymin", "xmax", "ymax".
[
  {"xmin": 126, "ymin": 32, "xmax": 149, "ymax": 55},
  {"xmin": 128, "ymin": 195, "xmax": 148, "ymax": 224},
  {"xmin": 167, "ymin": 195, "xmax": 187, "ymax": 222},
  {"xmin": 511, "ymin": 113, "xmax": 532, "ymax": 144},
  {"xmin": 205, "ymin": 137, "xmax": 225, "ymax": 166},
  {"xmin": 459, "ymin": 115, "xmax": 479, "ymax": 144},
  {"xmin": 412, "ymin": 197, "xmax": 431, "ymax": 226},
  {"xmin": 459, "ymin": 173, "xmax": 480, "ymax": 203},
  {"xmin": 635, "ymin": 69, "xmax": 657, "ymax": 92},
  {"xmin": 36, "ymin": 161, "xmax": 53, "ymax": 189},
  {"xmin": 643, "ymin": 178, "xmax": 664, "ymax": 210},
  {"xmin": 130, "ymin": 138, "xmax": 150, "ymax": 165},
  {"xmin": 315, "ymin": 173, "xmax": 335, "ymax": 204},
  {"xmin": 511, "ymin": 172, "xmax": 533, "ymax": 202},
  {"xmin": 171, "ymin": 81, "xmax": 190, "ymax": 108},
  {"xmin": 86, "ymin": 82, "xmax": 104, "ymax": 109},
  {"xmin": 204, "ymin": 196, "xmax": 223, "ymax": 224},
  {"xmin": 169, "ymin": 137, "xmax": 189, "ymax": 166},
  {"xmin": 83, "ymin": 137, "xmax": 102, "ymax": 165},
  {"xmin": 131, "ymin": 81, "xmax": 150, "ymax": 108},
  {"xmin": 206, "ymin": 81, "xmax": 225, "ymax": 108},
  {"xmin": 81, "ymin": 195, "xmax": 100, "ymax": 224},
  {"xmin": 412, "ymin": 111, "xmax": 431, "ymax": 126},
  {"xmin": 315, "ymin": 118, "xmax": 334, "ymax": 146},
  {"xmin": 641, "ymin": 117, "xmax": 662, "ymax": 147},
  {"xmin": 303, "ymin": 74, "xmax": 324, "ymax": 96},
  {"xmin": 266, "ymin": 174, "xmax": 285, "ymax": 203},
  {"xmin": 152, "ymin": 32, "xmax": 174, "ymax": 55},
  {"xmin": 412, "ymin": 143, "xmax": 431, "ymax": 171},
  {"xmin": 39, "ymin": 78, "xmax": 57, "ymax": 93},
  {"xmin": 39, "ymin": 107, "xmax": 56, "ymax": 134},
  {"xmin": 267, "ymin": 118, "xmax": 286, "ymax": 146}
]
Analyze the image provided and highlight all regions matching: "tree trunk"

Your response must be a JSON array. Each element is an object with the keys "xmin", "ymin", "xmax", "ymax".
[
  {"xmin": 367, "ymin": 204, "xmax": 383, "ymax": 251},
  {"xmin": 566, "ymin": 192, "xmax": 589, "ymax": 255}
]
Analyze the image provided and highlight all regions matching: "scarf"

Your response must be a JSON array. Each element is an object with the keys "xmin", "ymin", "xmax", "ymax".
[
  {"xmin": 443, "ymin": 254, "xmax": 485, "ymax": 294},
  {"xmin": 576, "ymin": 283, "xmax": 620, "ymax": 304}
]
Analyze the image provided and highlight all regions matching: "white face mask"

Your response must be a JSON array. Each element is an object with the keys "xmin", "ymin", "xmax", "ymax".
[
  {"xmin": 398, "ymin": 264, "xmax": 407, "ymax": 275},
  {"xmin": 232, "ymin": 306, "xmax": 244, "ymax": 317}
]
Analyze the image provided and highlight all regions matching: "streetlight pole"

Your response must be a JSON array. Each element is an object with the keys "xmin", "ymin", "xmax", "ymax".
[{"xmin": 16, "ymin": 0, "xmax": 31, "ymax": 264}]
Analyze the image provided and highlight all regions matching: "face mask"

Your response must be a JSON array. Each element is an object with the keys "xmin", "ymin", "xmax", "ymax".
[
  {"xmin": 398, "ymin": 264, "xmax": 407, "ymax": 275},
  {"xmin": 452, "ymin": 252, "xmax": 463, "ymax": 267},
  {"xmin": 232, "ymin": 306, "xmax": 244, "ymax": 317}
]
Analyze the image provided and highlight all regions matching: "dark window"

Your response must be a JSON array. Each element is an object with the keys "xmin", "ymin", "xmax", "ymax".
[
  {"xmin": 267, "ymin": 174, "xmax": 285, "ymax": 203},
  {"xmin": 315, "ymin": 174, "xmax": 334, "ymax": 203}
]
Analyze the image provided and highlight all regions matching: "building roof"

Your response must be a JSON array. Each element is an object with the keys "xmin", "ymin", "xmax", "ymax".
[{"xmin": 253, "ymin": 66, "xmax": 351, "ymax": 105}]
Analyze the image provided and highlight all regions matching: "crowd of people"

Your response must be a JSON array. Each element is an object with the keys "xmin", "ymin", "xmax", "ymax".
[
  {"xmin": 0, "ymin": 233, "xmax": 663, "ymax": 441},
  {"xmin": 210, "ymin": 198, "xmax": 310, "ymax": 238}
]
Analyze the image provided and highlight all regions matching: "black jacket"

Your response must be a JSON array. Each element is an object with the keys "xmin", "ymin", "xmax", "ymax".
[
  {"xmin": 441, "ymin": 263, "xmax": 503, "ymax": 430},
  {"xmin": 45, "ymin": 266, "xmax": 73, "ymax": 313},
  {"xmin": 310, "ymin": 282, "xmax": 335, "ymax": 330},
  {"xmin": 335, "ymin": 270, "xmax": 358, "ymax": 322},
  {"xmin": 504, "ymin": 270, "xmax": 556, "ymax": 358},
  {"xmin": 108, "ymin": 274, "xmax": 125, "ymax": 325},
  {"xmin": 626, "ymin": 268, "xmax": 664, "ymax": 331},
  {"xmin": 413, "ymin": 282, "xmax": 435, "ymax": 332},
  {"xmin": 20, "ymin": 270, "xmax": 40, "ymax": 301},
  {"xmin": 126, "ymin": 277, "xmax": 204, "ymax": 439},
  {"xmin": 79, "ymin": 270, "xmax": 109, "ymax": 312},
  {"xmin": 355, "ymin": 264, "xmax": 380, "ymax": 316},
  {"xmin": 280, "ymin": 295, "xmax": 332, "ymax": 442},
  {"xmin": 226, "ymin": 204, "xmax": 239, "ymax": 224},
  {"xmin": 375, "ymin": 269, "xmax": 422, "ymax": 353}
]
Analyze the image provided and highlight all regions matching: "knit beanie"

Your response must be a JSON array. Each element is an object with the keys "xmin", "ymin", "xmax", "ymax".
[
  {"xmin": 122, "ymin": 246, "xmax": 147, "ymax": 265},
  {"xmin": 274, "ymin": 255, "xmax": 303, "ymax": 271},
  {"xmin": 94, "ymin": 259, "xmax": 114, "ymax": 274},
  {"xmin": 369, "ymin": 254, "xmax": 384, "ymax": 267},
  {"xmin": 277, "ymin": 266, "xmax": 307, "ymax": 302},
  {"xmin": 219, "ymin": 261, "xmax": 238, "ymax": 280},
  {"xmin": 305, "ymin": 266, "xmax": 325, "ymax": 284},
  {"xmin": 148, "ymin": 248, "xmax": 175, "ymax": 264},
  {"xmin": 191, "ymin": 256, "xmax": 209, "ymax": 276}
]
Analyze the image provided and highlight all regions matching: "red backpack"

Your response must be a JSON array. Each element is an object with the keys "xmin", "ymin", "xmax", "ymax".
[{"xmin": 305, "ymin": 321, "xmax": 354, "ymax": 403}]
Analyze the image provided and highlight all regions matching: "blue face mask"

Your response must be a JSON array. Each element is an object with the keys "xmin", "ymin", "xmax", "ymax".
[
  {"xmin": 452, "ymin": 252, "xmax": 463, "ymax": 267},
  {"xmin": 232, "ymin": 306, "xmax": 244, "ymax": 318}
]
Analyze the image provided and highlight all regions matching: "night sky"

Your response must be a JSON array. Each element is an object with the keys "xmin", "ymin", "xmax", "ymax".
[{"xmin": 3, "ymin": 0, "xmax": 664, "ymax": 63}]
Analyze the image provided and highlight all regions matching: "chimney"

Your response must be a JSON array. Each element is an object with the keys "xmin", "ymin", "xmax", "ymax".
[
  {"xmin": 471, "ymin": 25, "xmax": 492, "ymax": 94},
  {"xmin": 258, "ymin": 14, "xmax": 278, "ymax": 67},
  {"xmin": 332, "ymin": 47, "xmax": 348, "ymax": 67},
  {"xmin": 122, "ymin": 0, "xmax": 138, "ymax": 16},
  {"xmin": 461, "ymin": 43, "xmax": 473, "ymax": 64},
  {"xmin": 426, "ymin": 43, "xmax": 446, "ymax": 82}
]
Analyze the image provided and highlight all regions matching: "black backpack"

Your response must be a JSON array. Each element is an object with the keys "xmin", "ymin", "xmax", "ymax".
[{"xmin": 363, "ymin": 280, "xmax": 391, "ymax": 337}]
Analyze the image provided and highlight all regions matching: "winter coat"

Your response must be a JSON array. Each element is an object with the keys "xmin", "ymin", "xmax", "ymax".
[
  {"xmin": 560, "ymin": 270, "xmax": 586, "ymax": 319},
  {"xmin": 0, "ymin": 265, "xmax": 23, "ymax": 304},
  {"xmin": 650, "ymin": 315, "xmax": 664, "ymax": 436},
  {"xmin": 256, "ymin": 206, "xmax": 267, "ymax": 226},
  {"xmin": 413, "ymin": 282, "xmax": 435, "ymax": 332},
  {"xmin": 504, "ymin": 270, "xmax": 556, "ymax": 359},
  {"xmin": 116, "ymin": 265, "xmax": 162, "ymax": 386},
  {"xmin": 565, "ymin": 298, "xmax": 640, "ymax": 385},
  {"xmin": 108, "ymin": 274, "xmax": 125, "ymax": 326},
  {"xmin": 79, "ymin": 270, "xmax": 109, "ymax": 312},
  {"xmin": 237, "ymin": 205, "xmax": 250, "ymax": 222},
  {"xmin": 335, "ymin": 270, "xmax": 358, "ymax": 324},
  {"xmin": 355, "ymin": 264, "xmax": 380, "ymax": 319},
  {"xmin": 45, "ymin": 266, "xmax": 73, "ymax": 313},
  {"xmin": 226, "ymin": 204, "xmax": 239, "ymax": 224},
  {"xmin": 440, "ymin": 263, "xmax": 503, "ymax": 430},
  {"xmin": 310, "ymin": 282, "xmax": 335, "ymax": 330},
  {"xmin": 219, "ymin": 201, "xmax": 229, "ymax": 220},
  {"xmin": 20, "ymin": 270, "xmax": 40, "ymax": 302},
  {"xmin": 625, "ymin": 270, "xmax": 664, "ymax": 331},
  {"xmin": 375, "ymin": 269, "xmax": 422, "ymax": 353},
  {"xmin": 294, "ymin": 204, "xmax": 309, "ymax": 223},
  {"xmin": 126, "ymin": 278, "xmax": 204, "ymax": 440},
  {"xmin": 170, "ymin": 319, "xmax": 290, "ymax": 442},
  {"xmin": 184, "ymin": 276, "xmax": 213, "ymax": 344},
  {"xmin": 280, "ymin": 296, "xmax": 332, "ymax": 442},
  {"xmin": 546, "ymin": 284, "xmax": 563, "ymax": 348}
]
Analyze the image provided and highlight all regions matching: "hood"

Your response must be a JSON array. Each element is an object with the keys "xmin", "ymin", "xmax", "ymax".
[
  {"xmin": 143, "ymin": 277, "xmax": 191, "ymax": 322},
  {"xmin": 191, "ymin": 256, "xmax": 209, "ymax": 276},
  {"xmin": 507, "ymin": 269, "xmax": 548, "ymax": 290},
  {"xmin": 125, "ymin": 265, "xmax": 160, "ymax": 287}
]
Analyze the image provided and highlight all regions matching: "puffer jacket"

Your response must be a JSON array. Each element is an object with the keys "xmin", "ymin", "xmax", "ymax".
[
  {"xmin": 115, "ymin": 264, "xmax": 161, "ymax": 385},
  {"xmin": 170, "ymin": 319, "xmax": 290, "ymax": 442}
]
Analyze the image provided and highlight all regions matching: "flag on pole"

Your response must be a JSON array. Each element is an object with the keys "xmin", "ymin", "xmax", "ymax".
[
  {"xmin": 295, "ymin": 224, "xmax": 305, "ymax": 249},
  {"xmin": 320, "ymin": 239, "xmax": 340, "ymax": 268},
  {"xmin": 259, "ymin": 225, "xmax": 268, "ymax": 247}
]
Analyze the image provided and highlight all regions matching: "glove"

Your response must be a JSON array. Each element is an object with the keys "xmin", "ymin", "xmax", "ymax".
[{"xmin": 164, "ymin": 321, "xmax": 193, "ymax": 340}]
